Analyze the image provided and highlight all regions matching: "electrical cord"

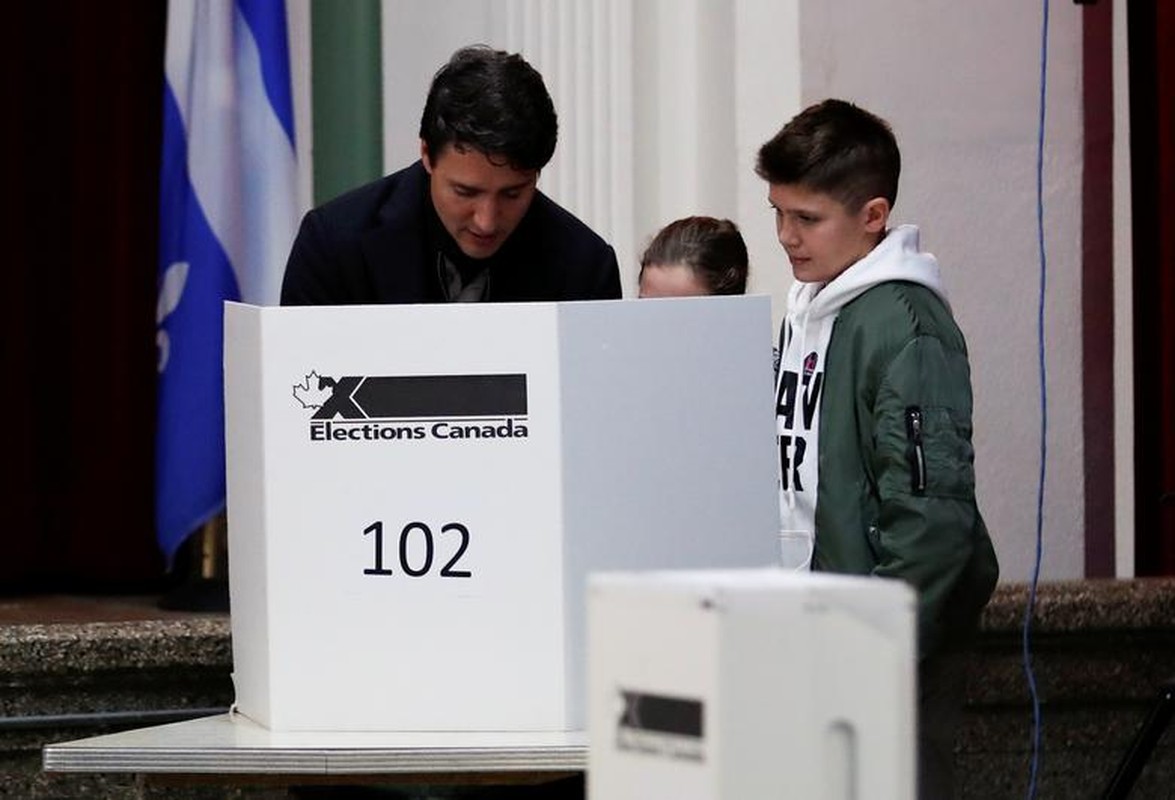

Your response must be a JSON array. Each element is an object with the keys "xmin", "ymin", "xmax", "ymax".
[{"xmin": 1022, "ymin": 0, "xmax": 1050, "ymax": 798}]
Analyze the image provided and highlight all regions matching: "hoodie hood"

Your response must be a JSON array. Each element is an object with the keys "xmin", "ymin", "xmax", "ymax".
[{"xmin": 786, "ymin": 224, "xmax": 948, "ymax": 326}]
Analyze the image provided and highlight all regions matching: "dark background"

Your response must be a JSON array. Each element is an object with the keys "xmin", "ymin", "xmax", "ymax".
[{"xmin": 2, "ymin": 2, "xmax": 168, "ymax": 591}]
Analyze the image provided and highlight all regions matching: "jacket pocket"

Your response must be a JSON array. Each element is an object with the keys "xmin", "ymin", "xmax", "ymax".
[
  {"xmin": 904, "ymin": 406, "xmax": 927, "ymax": 495},
  {"xmin": 914, "ymin": 405, "xmax": 976, "ymax": 498},
  {"xmin": 877, "ymin": 403, "xmax": 976, "ymax": 500}
]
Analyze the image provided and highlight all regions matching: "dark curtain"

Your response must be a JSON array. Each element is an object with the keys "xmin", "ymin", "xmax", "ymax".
[
  {"xmin": 1, "ymin": 2, "xmax": 168, "ymax": 591},
  {"xmin": 1130, "ymin": 1, "xmax": 1175, "ymax": 575},
  {"xmin": 1082, "ymin": 2, "xmax": 1115, "ymax": 576}
]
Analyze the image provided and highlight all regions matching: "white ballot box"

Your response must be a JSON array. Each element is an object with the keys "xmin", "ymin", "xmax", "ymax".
[
  {"xmin": 587, "ymin": 569, "xmax": 916, "ymax": 800},
  {"xmin": 223, "ymin": 297, "xmax": 779, "ymax": 732}
]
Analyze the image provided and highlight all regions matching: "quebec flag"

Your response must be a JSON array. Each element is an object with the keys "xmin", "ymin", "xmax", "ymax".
[{"xmin": 156, "ymin": 0, "xmax": 298, "ymax": 564}]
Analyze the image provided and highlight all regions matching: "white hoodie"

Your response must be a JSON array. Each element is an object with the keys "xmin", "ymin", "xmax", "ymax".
[{"xmin": 775, "ymin": 225, "xmax": 949, "ymax": 563}]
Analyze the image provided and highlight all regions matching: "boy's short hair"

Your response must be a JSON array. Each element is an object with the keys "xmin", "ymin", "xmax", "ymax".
[
  {"xmin": 755, "ymin": 99, "xmax": 900, "ymax": 211},
  {"xmin": 419, "ymin": 45, "xmax": 558, "ymax": 171},
  {"xmin": 640, "ymin": 216, "xmax": 748, "ymax": 295}
]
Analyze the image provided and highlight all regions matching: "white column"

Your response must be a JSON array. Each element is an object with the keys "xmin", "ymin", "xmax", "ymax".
[
  {"xmin": 734, "ymin": 0, "xmax": 802, "ymax": 318},
  {"xmin": 630, "ymin": 0, "xmax": 800, "ymax": 304},
  {"xmin": 502, "ymin": 0, "xmax": 636, "ymax": 285}
]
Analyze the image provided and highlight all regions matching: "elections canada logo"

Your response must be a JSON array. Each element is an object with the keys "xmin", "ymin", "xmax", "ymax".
[
  {"xmin": 292, "ymin": 370, "xmax": 529, "ymax": 444},
  {"xmin": 615, "ymin": 690, "xmax": 705, "ymax": 763}
]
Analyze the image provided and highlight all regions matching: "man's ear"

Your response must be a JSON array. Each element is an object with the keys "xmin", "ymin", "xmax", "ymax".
[
  {"xmin": 419, "ymin": 139, "xmax": 432, "ymax": 173},
  {"xmin": 861, "ymin": 197, "xmax": 891, "ymax": 234}
]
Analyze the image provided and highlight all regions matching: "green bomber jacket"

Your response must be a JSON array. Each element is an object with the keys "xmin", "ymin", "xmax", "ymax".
[{"xmin": 813, "ymin": 280, "xmax": 999, "ymax": 659}]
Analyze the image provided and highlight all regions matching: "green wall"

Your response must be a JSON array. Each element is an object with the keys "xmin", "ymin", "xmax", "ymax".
[{"xmin": 311, "ymin": 0, "xmax": 384, "ymax": 204}]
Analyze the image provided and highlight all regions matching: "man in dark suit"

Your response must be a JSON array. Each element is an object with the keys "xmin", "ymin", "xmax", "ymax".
[{"xmin": 281, "ymin": 45, "xmax": 621, "ymax": 306}]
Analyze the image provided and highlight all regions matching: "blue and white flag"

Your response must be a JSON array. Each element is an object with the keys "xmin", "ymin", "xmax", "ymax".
[{"xmin": 156, "ymin": 0, "xmax": 298, "ymax": 563}]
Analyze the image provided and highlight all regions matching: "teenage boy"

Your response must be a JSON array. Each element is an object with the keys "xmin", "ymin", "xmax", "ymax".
[
  {"xmin": 281, "ymin": 45, "xmax": 621, "ymax": 306},
  {"xmin": 757, "ymin": 99, "xmax": 999, "ymax": 799}
]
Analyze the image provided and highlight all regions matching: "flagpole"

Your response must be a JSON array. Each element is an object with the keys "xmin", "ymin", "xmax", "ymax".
[
  {"xmin": 200, "ymin": 515, "xmax": 228, "ymax": 582},
  {"xmin": 159, "ymin": 514, "xmax": 229, "ymax": 612}
]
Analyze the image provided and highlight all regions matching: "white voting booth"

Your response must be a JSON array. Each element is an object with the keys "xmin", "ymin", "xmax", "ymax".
[
  {"xmin": 587, "ymin": 570, "xmax": 917, "ymax": 800},
  {"xmin": 223, "ymin": 297, "xmax": 780, "ymax": 732}
]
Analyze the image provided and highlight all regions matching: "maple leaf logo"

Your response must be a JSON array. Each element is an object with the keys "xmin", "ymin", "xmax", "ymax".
[{"xmin": 292, "ymin": 371, "xmax": 335, "ymax": 411}]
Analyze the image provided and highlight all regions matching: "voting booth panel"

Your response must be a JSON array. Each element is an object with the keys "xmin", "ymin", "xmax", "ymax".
[
  {"xmin": 587, "ymin": 570, "xmax": 917, "ymax": 800},
  {"xmin": 223, "ymin": 298, "xmax": 779, "ymax": 732}
]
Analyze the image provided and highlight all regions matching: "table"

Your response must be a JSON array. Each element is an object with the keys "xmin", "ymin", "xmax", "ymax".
[{"xmin": 43, "ymin": 712, "xmax": 587, "ymax": 792}]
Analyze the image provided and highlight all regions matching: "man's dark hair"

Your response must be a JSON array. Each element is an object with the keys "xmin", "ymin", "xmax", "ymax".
[
  {"xmin": 755, "ymin": 99, "xmax": 900, "ymax": 211},
  {"xmin": 640, "ymin": 216, "xmax": 748, "ymax": 295},
  {"xmin": 419, "ymin": 45, "xmax": 557, "ymax": 171}
]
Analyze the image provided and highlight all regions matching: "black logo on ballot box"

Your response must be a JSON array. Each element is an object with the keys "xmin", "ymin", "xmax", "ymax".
[
  {"xmin": 293, "ymin": 371, "xmax": 529, "ymax": 443},
  {"xmin": 615, "ymin": 690, "xmax": 705, "ymax": 762}
]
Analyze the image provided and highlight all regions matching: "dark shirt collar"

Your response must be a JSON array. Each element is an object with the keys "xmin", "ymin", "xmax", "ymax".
[{"xmin": 423, "ymin": 194, "xmax": 509, "ymax": 283}]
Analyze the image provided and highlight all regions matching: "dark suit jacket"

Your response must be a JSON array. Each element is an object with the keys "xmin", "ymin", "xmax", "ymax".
[{"xmin": 280, "ymin": 161, "xmax": 621, "ymax": 305}]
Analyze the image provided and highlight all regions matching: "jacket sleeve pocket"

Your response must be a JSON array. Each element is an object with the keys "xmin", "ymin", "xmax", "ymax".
[
  {"xmin": 879, "ymin": 403, "xmax": 975, "ymax": 499},
  {"xmin": 873, "ymin": 338, "xmax": 977, "ymax": 501}
]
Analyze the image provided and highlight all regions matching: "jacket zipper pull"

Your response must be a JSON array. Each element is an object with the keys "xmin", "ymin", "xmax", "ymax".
[{"xmin": 905, "ymin": 406, "xmax": 927, "ymax": 494}]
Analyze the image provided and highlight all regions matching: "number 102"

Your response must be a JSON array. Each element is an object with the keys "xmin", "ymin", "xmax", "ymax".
[{"xmin": 363, "ymin": 520, "xmax": 472, "ymax": 578}]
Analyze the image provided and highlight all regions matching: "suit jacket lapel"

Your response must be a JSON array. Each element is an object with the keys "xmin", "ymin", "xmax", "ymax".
[{"xmin": 360, "ymin": 162, "xmax": 436, "ymax": 303}]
